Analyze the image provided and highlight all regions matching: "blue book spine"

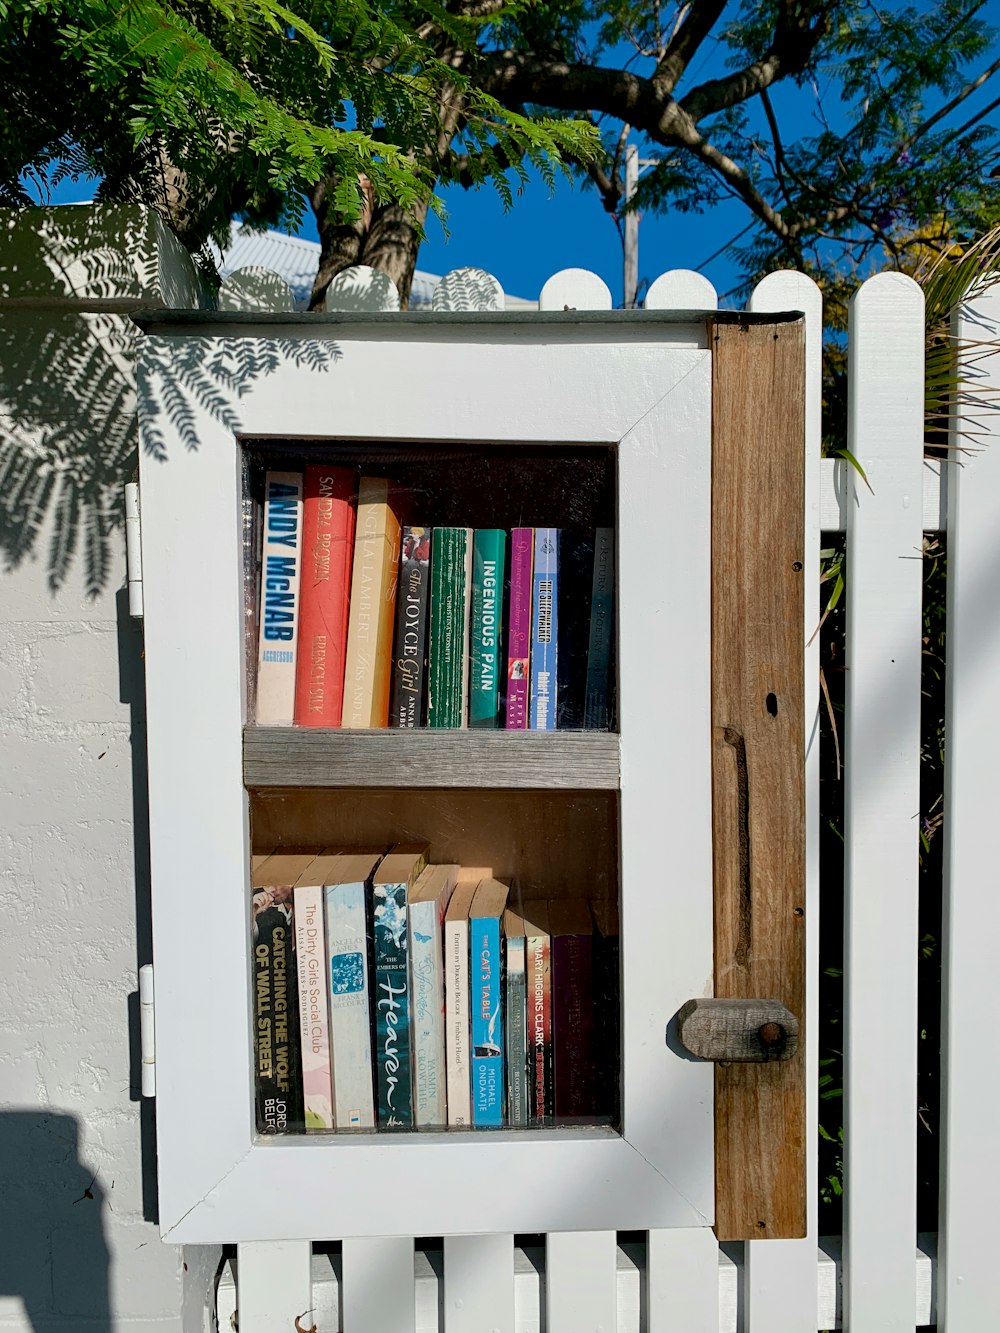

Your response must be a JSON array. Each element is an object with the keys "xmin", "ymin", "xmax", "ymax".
[
  {"xmin": 372, "ymin": 881, "xmax": 413, "ymax": 1129},
  {"xmin": 471, "ymin": 914, "xmax": 504, "ymax": 1126},
  {"xmin": 530, "ymin": 528, "xmax": 559, "ymax": 730}
]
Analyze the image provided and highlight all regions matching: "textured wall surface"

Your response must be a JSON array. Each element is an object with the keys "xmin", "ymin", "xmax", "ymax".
[{"xmin": 0, "ymin": 206, "xmax": 219, "ymax": 1333}]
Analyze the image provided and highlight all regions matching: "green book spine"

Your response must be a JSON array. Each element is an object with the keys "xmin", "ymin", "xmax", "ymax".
[
  {"xmin": 470, "ymin": 529, "xmax": 506, "ymax": 729},
  {"xmin": 428, "ymin": 527, "xmax": 472, "ymax": 727}
]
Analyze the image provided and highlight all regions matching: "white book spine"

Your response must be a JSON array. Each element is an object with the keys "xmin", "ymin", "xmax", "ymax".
[
  {"xmin": 294, "ymin": 884, "xmax": 334, "ymax": 1130},
  {"xmin": 445, "ymin": 915, "xmax": 472, "ymax": 1126},
  {"xmin": 410, "ymin": 896, "xmax": 449, "ymax": 1127},
  {"xmin": 256, "ymin": 470, "xmax": 303, "ymax": 724},
  {"xmin": 325, "ymin": 882, "xmax": 375, "ymax": 1129}
]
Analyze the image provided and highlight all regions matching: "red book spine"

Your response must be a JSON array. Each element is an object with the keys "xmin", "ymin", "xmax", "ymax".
[{"xmin": 294, "ymin": 465, "xmax": 356, "ymax": 726}]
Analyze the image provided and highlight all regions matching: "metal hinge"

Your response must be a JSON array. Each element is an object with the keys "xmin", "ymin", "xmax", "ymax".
[
  {"xmin": 125, "ymin": 481, "xmax": 143, "ymax": 618},
  {"xmin": 139, "ymin": 963, "xmax": 156, "ymax": 1096}
]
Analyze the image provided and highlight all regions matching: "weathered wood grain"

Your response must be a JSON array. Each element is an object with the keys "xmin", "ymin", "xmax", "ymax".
[
  {"xmin": 244, "ymin": 726, "xmax": 620, "ymax": 789},
  {"xmin": 676, "ymin": 998, "xmax": 799, "ymax": 1062},
  {"xmin": 710, "ymin": 316, "xmax": 807, "ymax": 1240}
]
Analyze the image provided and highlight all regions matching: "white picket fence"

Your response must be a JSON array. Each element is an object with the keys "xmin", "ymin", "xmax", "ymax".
[{"xmin": 214, "ymin": 263, "xmax": 1000, "ymax": 1332}]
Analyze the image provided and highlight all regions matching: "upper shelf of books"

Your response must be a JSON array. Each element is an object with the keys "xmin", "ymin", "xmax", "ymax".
[{"xmin": 243, "ymin": 439, "xmax": 618, "ymax": 766}]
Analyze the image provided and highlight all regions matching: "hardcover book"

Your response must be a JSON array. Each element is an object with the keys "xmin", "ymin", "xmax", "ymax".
[
  {"xmin": 530, "ymin": 528, "xmax": 559, "ymax": 730},
  {"xmin": 505, "ymin": 527, "xmax": 533, "ymax": 729},
  {"xmin": 503, "ymin": 906, "xmax": 529, "ymax": 1128},
  {"xmin": 251, "ymin": 853, "xmax": 313, "ymax": 1134},
  {"xmin": 549, "ymin": 898, "xmax": 596, "ymax": 1122},
  {"xmin": 470, "ymin": 878, "xmax": 510, "ymax": 1127},
  {"xmin": 444, "ymin": 877, "xmax": 480, "ymax": 1127},
  {"xmin": 408, "ymin": 863, "xmax": 460, "ymax": 1127},
  {"xmin": 521, "ymin": 899, "xmax": 553, "ymax": 1124},
  {"xmin": 389, "ymin": 526, "xmax": 432, "ymax": 728},
  {"xmin": 294, "ymin": 465, "xmax": 357, "ymax": 727},
  {"xmin": 342, "ymin": 476, "xmax": 404, "ymax": 728},
  {"xmin": 371, "ymin": 844, "xmax": 429, "ymax": 1129},
  {"xmin": 469, "ymin": 529, "xmax": 506, "ymax": 729},
  {"xmin": 590, "ymin": 897, "xmax": 620, "ymax": 1125},
  {"xmin": 294, "ymin": 862, "xmax": 336, "ymax": 1130},
  {"xmin": 324, "ymin": 851, "xmax": 384, "ymax": 1130},
  {"xmin": 255, "ymin": 470, "xmax": 304, "ymax": 724},
  {"xmin": 584, "ymin": 527, "xmax": 615, "ymax": 730},
  {"xmin": 428, "ymin": 526, "xmax": 473, "ymax": 728}
]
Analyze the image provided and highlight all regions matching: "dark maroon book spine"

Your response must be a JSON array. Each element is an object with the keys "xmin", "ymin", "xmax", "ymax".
[{"xmin": 552, "ymin": 930, "xmax": 595, "ymax": 1120}]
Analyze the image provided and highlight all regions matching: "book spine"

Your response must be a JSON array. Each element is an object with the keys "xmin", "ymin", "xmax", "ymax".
[
  {"xmin": 530, "ymin": 528, "xmax": 559, "ymax": 730},
  {"xmin": 253, "ymin": 904, "xmax": 303, "ymax": 1133},
  {"xmin": 372, "ymin": 881, "xmax": 413, "ymax": 1128},
  {"xmin": 469, "ymin": 529, "xmax": 506, "ymax": 729},
  {"xmin": 294, "ymin": 465, "xmax": 356, "ymax": 727},
  {"xmin": 343, "ymin": 478, "xmax": 402, "ymax": 728},
  {"xmin": 444, "ymin": 916, "xmax": 472, "ymax": 1126},
  {"xmin": 471, "ymin": 915, "xmax": 504, "ymax": 1127},
  {"xmin": 295, "ymin": 885, "xmax": 335, "ymax": 1130},
  {"xmin": 409, "ymin": 897, "xmax": 448, "ymax": 1127},
  {"xmin": 505, "ymin": 527, "xmax": 533, "ymax": 729},
  {"xmin": 525, "ymin": 930, "xmax": 552, "ymax": 1122},
  {"xmin": 428, "ymin": 527, "xmax": 472, "ymax": 728},
  {"xmin": 325, "ymin": 882, "xmax": 375, "ymax": 1129},
  {"xmin": 584, "ymin": 527, "xmax": 615, "ymax": 730},
  {"xmin": 242, "ymin": 455, "xmax": 262, "ymax": 718},
  {"xmin": 505, "ymin": 936, "xmax": 528, "ymax": 1127},
  {"xmin": 389, "ymin": 527, "xmax": 431, "ymax": 728},
  {"xmin": 256, "ymin": 470, "xmax": 303, "ymax": 724},
  {"xmin": 593, "ymin": 921, "xmax": 620, "ymax": 1125},
  {"xmin": 553, "ymin": 932, "xmax": 595, "ymax": 1120}
]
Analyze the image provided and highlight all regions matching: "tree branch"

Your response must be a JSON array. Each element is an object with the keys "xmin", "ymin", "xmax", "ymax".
[{"xmin": 654, "ymin": 0, "xmax": 726, "ymax": 95}]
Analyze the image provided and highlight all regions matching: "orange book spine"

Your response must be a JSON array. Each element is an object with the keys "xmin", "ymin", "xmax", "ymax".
[
  {"xmin": 342, "ymin": 477, "xmax": 403, "ymax": 728},
  {"xmin": 294, "ymin": 465, "xmax": 356, "ymax": 727}
]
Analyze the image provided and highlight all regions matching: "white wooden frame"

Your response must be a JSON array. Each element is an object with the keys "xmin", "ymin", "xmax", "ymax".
[{"xmin": 137, "ymin": 314, "xmax": 716, "ymax": 1243}]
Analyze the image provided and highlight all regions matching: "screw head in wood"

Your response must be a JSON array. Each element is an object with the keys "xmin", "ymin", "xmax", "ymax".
[{"xmin": 758, "ymin": 1022, "xmax": 784, "ymax": 1046}]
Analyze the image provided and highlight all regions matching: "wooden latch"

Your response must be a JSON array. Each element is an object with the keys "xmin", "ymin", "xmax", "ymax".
[{"xmin": 676, "ymin": 998, "xmax": 799, "ymax": 1062}]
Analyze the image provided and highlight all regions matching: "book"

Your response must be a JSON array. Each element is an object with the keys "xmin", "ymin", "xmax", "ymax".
[
  {"xmin": 255, "ymin": 470, "xmax": 304, "ymax": 724},
  {"xmin": 408, "ymin": 863, "xmax": 460, "ymax": 1127},
  {"xmin": 549, "ymin": 898, "xmax": 596, "ymax": 1121},
  {"xmin": 428, "ymin": 526, "xmax": 473, "ymax": 727},
  {"xmin": 505, "ymin": 527, "xmax": 533, "ymax": 729},
  {"xmin": 371, "ymin": 844, "xmax": 429, "ymax": 1129},
  {"xmin": 469, "ymin": 877, "xmax": 509, "ymax": 1127},
  {"xmin": 584, "ymin": 527, "xmax": 615, "ymax": 730},
  {"xmin": 503, "ymin": 906, "xmax": 529, "ymax": 1127},
  {"xmin": 294, "ymin": 465, "xmax": 356, "ymax": 727},
  {"xmin": 294, "ymin": 859, "xmax": 336, "ymax": 1130},
  {"xmin": 521, "ymin": 899, "xmax": 553, "ymax": 1124},
  {"xmin": 251, "ymin": 852, "xmax": 315, "ymax": 1134},
  {"xmin": 444, "ymin": 877, "xmax": 480, "ymax": 1127},
  {"xmin": 469, "ymin": 529, "xmax": 506, "ymax": 729},
  {"xmin": 530, "ymin": 528, "xmax": 558, "ymax": 730},
  {"xmin": 389, "ymin": 526, "xmax": 432, "ymax": 728},
  {"xmin": 342, "ymin": 476, "xmax": 404, "ymax": 728},
  {"xmin": 556, "ymin": 530, "xmax": 595, "ymax": 730},
  {"xmin": 590, "ymin": 898, "xmax": 620, "ymax": 1124},
  {"xmin": 324, "ymin": 851, "xmax": 384, "ymax": 1130}
]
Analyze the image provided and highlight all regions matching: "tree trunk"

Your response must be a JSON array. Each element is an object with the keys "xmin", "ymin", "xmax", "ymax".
[
  {"xmin": 359, "ymin": 199, "xmax": 431, "ymax": 309},
  {"xmin": 308, "ymin": 178, "xmax": 369, "ymax": 310}
]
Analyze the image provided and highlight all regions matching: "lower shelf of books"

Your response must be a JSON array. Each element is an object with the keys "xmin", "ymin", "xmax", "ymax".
[{"xmin": 250, "ymin": 787, "xmax": 621, "ymax": 1137}]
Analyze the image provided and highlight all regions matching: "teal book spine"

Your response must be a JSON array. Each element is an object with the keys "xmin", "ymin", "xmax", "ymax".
[
  {"xmin": 428, "ymin": 527, "xmax": 472, "ymax": 728},
  {"xmin": 470, "ymin": 529, "xmax": 506, "ymax": 729},
  {"xmin": 471, "ymin": 914, "xmax": 504, "ymax": 1126}
]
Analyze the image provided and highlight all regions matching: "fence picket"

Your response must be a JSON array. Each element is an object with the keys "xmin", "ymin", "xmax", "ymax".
[
  {"xmin": 742, "ymin": 269, "xmax": 824, "ymax": 1332},
  {"xmin": 843, "ymin": 272, "xmax": 925, "ymax": 1331},
  {"xmin": 443, "ymin": 1234, "xmax": 515, "ymax": 1331},
  {"xmin": 646, "ymin": 1228, "xmax": 719, "ymax": 1332},
  {"xmin": 938, "ymin": 282, "xmax": 1000, "ymax": 1330},
  {"xmin": 234, "ymin": 1240, "xmax": 313, "ymax": 1333},
  {"xmin": 342, "ymin": 1237, "xmax": 416, "ymax": 1333},
  {"xmin": 545, "ymin": 1232, "xmax": 618, "ymax": 1333},
  {"xmin": 538, "ymin": 268, "xmax": 613, "ymax": 310},
  {"xmin": 324, "ymin": 264, "xmax": 401, "ymax": 312},
  {"xmin": 432, "ymin": 267, "xmax": 504, "ymax": 311},
  {"xmin": 644, "ymin": 269, "xmax": 718, "ymax": 310}
]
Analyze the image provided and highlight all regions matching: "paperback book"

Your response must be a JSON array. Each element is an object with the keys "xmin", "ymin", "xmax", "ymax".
[
  {"xmin": 342, "ymin": 476, "xmax": 404, "ymax": 728},
  {"xmin": 256, "ymin": 471, "xmax": 304, "ymax": 724},
  {"xmin": 530, "ymin": 528, "xmax": 559, "ymax": 730},
  {"xmin": 294, "ymin": 862, "xmax": 335, "ymax": 1130},
  {"xmin": 505, "ymin": 527, "xmax": 533, "ymax": 729},
  {"xmin": 294, "ymin": 465, "xmax": 356, "ymax": 727},
  {"xmin": 444, "ymin": 878, "xmax": 480, "ymax": 1127},
  {"xmin": 408, "ymin": 863, "xmax": 459, "ymax": 1127},
  {"xmin": 549, "ymin": 898, "xmax": 596, "ymax": 1121},
  {"xmin": 325, "ymin": 851, "xmax": 383, "ymax": 1130},
  {"xmin": 428, "ymin": 526, "xmax": 473, "ymax": 728},
  {"xmin": 389, "ymin": 526, "xmax": 432, "ymax": 728},
  {"xmin": 584, "ymin": 527, "xmax": 615, "ymax": 730},
  {"xmin": 371, "ymin": 845, "xmax": 429, "ymax": 1129},
  {"xmin": 470, "ymin": 878, "xmax": 509, "ymax": 1127},
  {"xmin": 590, "ymin": 897, "xmax": 620, "ymax": 1124},
  {"xmin": 469, "ymin": 529, "xmax": 505, "ymax": 728},
  {"xmin": 503, "ymin": 906, "xmax": 529, "ymax": 1127},
  {"xmin": 521, "ymin": 899, "xmax": 553, "ymax": 1123}
]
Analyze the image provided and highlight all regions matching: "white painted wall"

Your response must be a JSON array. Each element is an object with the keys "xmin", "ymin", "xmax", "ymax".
[{"xmin": 0, "ymin": 206, "xmax": 219, "ymax": 1333}]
